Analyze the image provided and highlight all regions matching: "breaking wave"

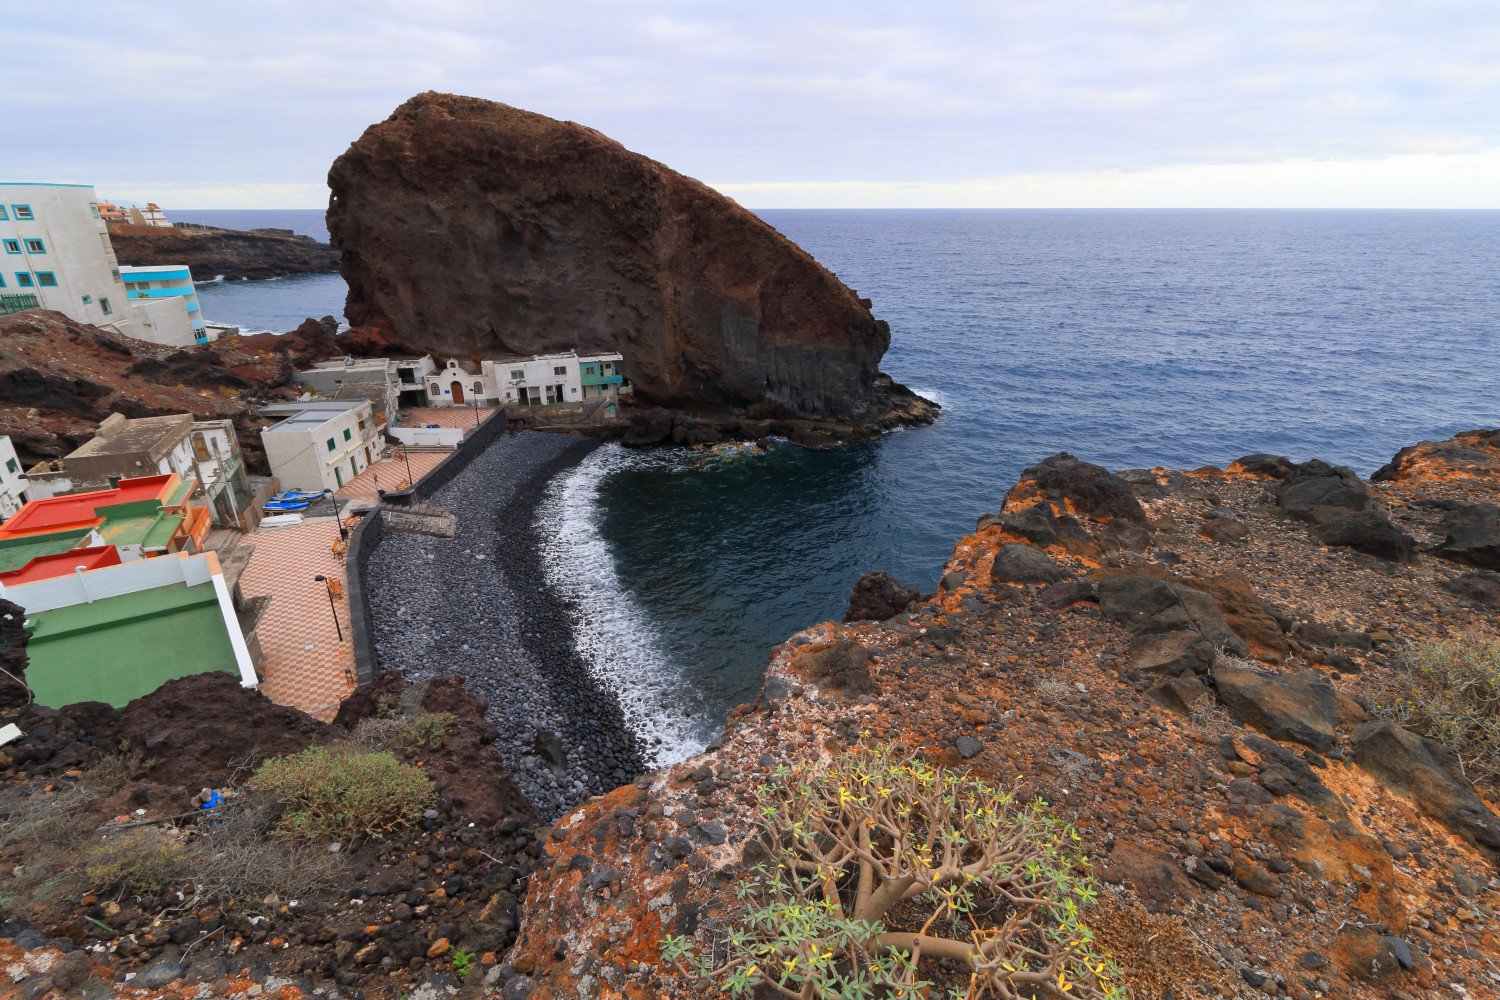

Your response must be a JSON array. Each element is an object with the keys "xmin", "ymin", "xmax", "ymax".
[{"xmin": 535, "ymin": 444, "xmax": 718, "ymax": 767}]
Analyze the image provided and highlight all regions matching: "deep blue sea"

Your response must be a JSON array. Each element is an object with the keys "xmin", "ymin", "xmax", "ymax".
[{"xmin": 174, "ymin": 207, "xmax": 1500, "ymax": 759}]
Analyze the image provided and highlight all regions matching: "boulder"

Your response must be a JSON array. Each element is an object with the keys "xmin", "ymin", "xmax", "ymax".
[
  {"xmin": 799, "ymin": 640, "xmax": 874, "ymax": 697},
  {"xmin": 1274, "ymin": 460, "xmax": 1371, "ymax": 526},
  {"xmin": 1003, "ymin": 452, "xmax": 1148, "ymax": 525},
  {"xmin": 1311, "ymin": 510, "xmax": 1417, "ymax": 563},
  {"xmin": 989, "ymin": 544, "xmax": 1068, "ymax": 585},
  {"xmin": 1146, "ymin": 674, "xmax": 1212, "ymax": 715},
  {"xmin": 328, "ymin": 93, "xmax": 935, "ymax": 433},
  {"xmin": 1129, "ymin": 631, "xmax": 1218, "ymax": 677},
  {"xmin": 1096, "ymin": 574, "xmax": 1249, "ymax": 658},
  {"xmin": 1229, "ymin": 454, "xmax": 1293, "ymax": 478},
  {"xmin": 843, "ymin": 572, "xmax": 920, "ymax": 622},
  {"xmin": 1435, "ymin": 503, "xmax": 1500, "ymax": 570},
  {"xmin": 1201, "ymin": 514, "xmax": 1250, "ymax": 544},
  {"xmin": 1037, "ymin": 580, "xmax": 1099, "ymax": 611},
  {"xmin": 1372, "ymin": 429, "xmax": 1500, "ymax": 485},
  {"xmin": 1187, "ymin": 573, "xmax": 1290, "ymax": 663},
  {"xmin": 1352, "ymin": 720, "xmax": 1500, "ymax": 859},
  {"xmin": 1212, "ymin": 665, "xmax": 1365, "ymax": 752},
  {"xmin": 1439, "ymin": 570, "xmax": 1500, "ymax": 609}
]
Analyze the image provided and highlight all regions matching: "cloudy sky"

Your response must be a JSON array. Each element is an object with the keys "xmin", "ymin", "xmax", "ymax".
[{"xmin": 13, "ymin": 1, "xmax": 1500, "ymax": 209}]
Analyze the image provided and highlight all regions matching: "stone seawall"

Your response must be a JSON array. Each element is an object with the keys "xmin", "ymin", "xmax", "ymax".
[{"xmin": 359, "ymin": 430, "xmax": 645, "ymax": 818}]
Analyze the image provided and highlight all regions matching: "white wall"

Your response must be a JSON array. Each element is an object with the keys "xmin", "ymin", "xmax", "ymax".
[
  {"xmin": 388, "ymin": 426, "xmax": 463, "ymax": 448},
  {"xmin": 0, "ymin": 436, "xmax": 26, "ymax": 519},
  {"xmin": 127, "ymin": 295, "xmax": 196, "ymax": 347},
  {"xmin": 0, "ymin": 183, "xmax": 132, "ymax": 335},
  {"xmin": 262, "ymin": 402, "xmax": 380, "ymax": 493}
]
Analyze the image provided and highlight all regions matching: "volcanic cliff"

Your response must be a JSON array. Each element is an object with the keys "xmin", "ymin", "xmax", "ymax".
[
  {"xmin": 108, "ymin": 223, "xmax": 341, "ymax": 281},
  {"xmin": 327, "ymin": 93, "xmax": 937, "ymax": 444}
]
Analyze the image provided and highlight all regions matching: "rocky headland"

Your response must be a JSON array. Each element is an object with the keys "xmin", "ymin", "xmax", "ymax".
[
  {"xmin": 0, "ymin": 428, "xmax": 1496, "ymax": 1000},
  {"xmin": 108, "ymin": 223, "xmax": 341, "ymax": 281},
  {"xmin": 327, "ymin": 93, "xmax": 938, "ymax": 447}
]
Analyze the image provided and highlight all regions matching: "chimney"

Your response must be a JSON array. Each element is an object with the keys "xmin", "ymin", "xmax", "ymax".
[{"xmin": 107, "ymin": 475, "xmax": 121, "ymax": 489}]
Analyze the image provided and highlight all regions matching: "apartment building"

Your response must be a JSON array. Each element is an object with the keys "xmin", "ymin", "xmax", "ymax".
[{"xmin": 259, "ymin": 399, "xmax": 380, "ymax": 493}]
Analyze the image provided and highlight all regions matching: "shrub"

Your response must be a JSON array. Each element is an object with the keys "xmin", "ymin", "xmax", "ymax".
[
  {"xmin": 1373, "ymin": 639, "xmax": 1500, "ymax": 789},
  {"xmin": 84, "ymin": 829, "xmax": 185, "ymax": 896},
  {"xmin": 249, "ymin": 745, "xmax": 434, "ymax": 841},
  {"xmin": 395, "ymin": 712, "xmax": 454, "ymax": 752},
  {"xmin": 184, "ymin": 794, "xmax": 347, "ymax": 900},
  {"xmin": 662, "ymin": 743, "xmax": 1125, "ymax": 999}
]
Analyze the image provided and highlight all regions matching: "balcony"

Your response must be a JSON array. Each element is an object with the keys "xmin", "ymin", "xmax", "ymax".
[
  {"xmin": 0, "ymin": 293, "xmax": 40, "ymax": 317},
  {"xmin": 581, "ymin": 372, "xmax": 624, "ymax": 386}
]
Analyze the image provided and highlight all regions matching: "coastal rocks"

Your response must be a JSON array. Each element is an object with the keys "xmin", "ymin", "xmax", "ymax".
[
  {"xmin": 1311, "ymin": 509, "xmax": 1417, "ymax": 563},
  {"xmin": 1274, "ymin": 460, "xmax": 1371, "ymax": 525},
  {"xmin": 1187, "ymin": 573, "xmax": 1290, "ymax": 662},
  {"xmin": 1003, "ymin": 452, "xmax": 1148, "ymax": 526},
  {"xmin": 1435, "ymin": 503, "xmax": 1500, "ymax": 570},
  {"xmin": 796, "ymin": 640, "xmax": 874, "ymax": 697},
  {"xmin": 328, "ymin": 93, "xmax": 936, "ymax": 438},
  {"xmin": 1372, "ymin": 428, "xmax": 1500, "ymax": 488},
  {"xmin": 843, "ymin": 572, "xmax": 920, "ymax": 622},
  {"xmin": 108, "ymin": 223, "xmax": 341, "ymax": 281},
  {"xmin": 1212, "ymin": 665, "xmax": 1365, "ymax": 752},
  {"xmin": 989, "ymin": 543, "xmax": 1068, "ymax": 585},
  {"xmin": 1228, "ymin": 454, "xmax": 1294, "ymax": 479},
  {"xmin": 1096, "ymin": 574, "xmax": 1249, "ymax": 659},
  {"xmin": 1351, "ymin": 721, "xmax": 1500, "ymax": 859}
]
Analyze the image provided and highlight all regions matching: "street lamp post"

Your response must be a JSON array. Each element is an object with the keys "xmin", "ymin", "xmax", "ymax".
[
  {"xmin": 399, "ymin": 446, "xmax": 413, "ymax": 486},
  {"xmin": 313, "ymin": 574, "xmax": 343, "ymax": 642},
  {"xmin": 322, "ymin": 488, "xmax": 349, "ymax": 541},
  {"xmin": 472, "ymin": 394, "xmax": 479, "ymax": 428}
]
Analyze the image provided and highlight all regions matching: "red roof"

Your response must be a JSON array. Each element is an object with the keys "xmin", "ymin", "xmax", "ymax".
[
  {"xmin": 0, "ymin": 545, "xmax": 123, "ymax": 585},
  {"xmin": 0, "ymin": 475, "xmax": 179, "ymax": 539}
]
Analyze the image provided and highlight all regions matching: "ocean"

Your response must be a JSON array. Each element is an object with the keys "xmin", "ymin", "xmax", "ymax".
[{"xmin": 173, "ymin": 207, "xmax": 1500, "ymax": 755}]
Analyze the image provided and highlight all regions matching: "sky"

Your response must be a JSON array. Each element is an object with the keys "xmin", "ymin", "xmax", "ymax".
[{"xmin": 12, "ymin": 1, "xmax": 1500, "ymax": 209}]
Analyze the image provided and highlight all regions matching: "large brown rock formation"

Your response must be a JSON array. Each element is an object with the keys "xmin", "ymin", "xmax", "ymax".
[{"xmin": 327, "ymin": 93, "xmax": 936, "ymax": 438}]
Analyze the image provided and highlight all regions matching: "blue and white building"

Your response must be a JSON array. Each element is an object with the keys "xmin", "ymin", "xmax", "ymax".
[
  {"xmin": 0, "ymin": 182, "xmax": 207, "ymax": 347},
  {"xmin": 121, "ymin": 265, "xmax": 210, "ymax": 344}
]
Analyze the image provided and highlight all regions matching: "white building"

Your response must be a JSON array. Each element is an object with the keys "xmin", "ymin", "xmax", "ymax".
[
  {"xmin": 0, "ymin": 183, "xmax": 203, "ymax": 347},
  {"xmin": 259, "ymin": 399, "xmax": 381, "ymax": 493},
  {"xmin": 424, "ymin": 359, "xmax": 490, "ymax": 407},
  {"xmin": 480, "ymin": 351, "xmax": 630, "ymax": 407},
  {"xmin": 1, "ymin": 182, "xmax": 130, "ymax": 331},
  {"xmin": 294, "ymin": 355, "xmax": 436, "ymax": 425},
  {"xmin": 0, "ymin": 435, "xmax": 28, "ymax": 520},
  {"xmin": 121, "ymin": 265, "xmax": 210, "ymax": 345}
]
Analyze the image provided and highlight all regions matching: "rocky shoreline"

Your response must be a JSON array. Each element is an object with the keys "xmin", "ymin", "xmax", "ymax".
[
  {"xmin": 363, "ymin": 431, "xmax": 646, "ymax": 819},
  {"xmin": 108, "ymin": 223, "xmax": 340, "ymax": 281}
]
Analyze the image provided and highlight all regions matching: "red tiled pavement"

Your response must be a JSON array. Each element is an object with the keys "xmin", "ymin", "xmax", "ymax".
[
  {"xmin": 336, "ymin": 450, "xmax": 448, "ymax": 501},
  {"xmin": 238, "ymin": 518, "xmax": 356, "ymax": 721},
  {"xmin": 392, "ymin": 405, "xmax": 500, "ymax": 432}
]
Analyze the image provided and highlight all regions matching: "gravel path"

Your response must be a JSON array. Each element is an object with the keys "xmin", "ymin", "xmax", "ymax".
[{"xmin": 363, "ymin": 431, "xmax": 645, "ymax": 819}]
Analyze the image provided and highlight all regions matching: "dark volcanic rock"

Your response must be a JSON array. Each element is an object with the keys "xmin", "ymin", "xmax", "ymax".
[
  {"xmin": 844, "ymin": 572, "xmax": 919, "ymax": 622},
  {"xmin": 0, "ymin": 599, "xmax": 31, "ymax": 713},
  {"xmin": 1373, "ymin": 429, "xmax": 1500, "ymax": 485},
  {"xmin": 799, "ymin": 640, "xmax": 873, "ymax": 697},
  {"xmin": 109, "ymin": 223, "xmax": 340, "ymax": 281},
  {"xmin": 1005, "ymin": 453, "xmax": 1148, "ymax": 525},
  {"xmin": 1096, "ymin": 574, "xmax": 1249, "ymax": 657},
  {"xmin": 1229, "ymin": 454, "xmax": 1293, "ymax": 478},
  {"xmin": 1312, "ymin": 510, "xmax": 1417, "ymax": 563},
  {"xmin": 1274, "ymin": 460, "xmax": 1371, "ymax": 525},
  {"xmin": 1435, "ymin": 503, "xmax": 1500, "ymax": 570},
  {"xmin": 327, "ymin": 92, "xmax": 936, "ymax": 436},
  {"xmin": 1213, "ymin": 665, "xmax": 1365, "ymax": 752},
  {"xmin": 989, "ymin": 544, "xmax": 1068, "ymax": 585},
  {"xmin": 1439, "ymin": 570, "xmax": 1500, "ymax": 609},
  {"xmin": 1352, "ymin": 721, "xmax": 1500, "ymax": 860}
]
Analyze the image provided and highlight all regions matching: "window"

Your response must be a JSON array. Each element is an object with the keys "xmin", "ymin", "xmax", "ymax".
[
  {"xmin": 326, "ymin": 437, "xmax": 336, "ymax": 452},
  {"xmin": 90, "ymin": 204, "xmax": 99, "ymax": 219},
  {"xmin": 192, "ymin": 434, "xmax": 211, "ymax": 462},
  {"xmin": 0, "ymin": 206, "xmax": 7, "ymax": 220},
  {"xmin": 343, "ymin": 428, "xmax": 352, "ymax": 442},
  {"xmin": 473, "ymin": 381, "xmax": 483, "ymax": 394},
  {"xmin": 100, "ymin": 296, "xmax": 111, "ymax": 315},
  {"xmin": 510, "ymin": 369, "xmax": 524, "ymax": 380},
  {"xmin": 36, "ymin": 272, "xmax": 56, "ymax": 287},
  {"xmin": 2, "ymin": 240, "xmax": 19, "ymax": 254},
  {"xmin": 23, "ymin": 239, "xmax": 45, "ymax": 254},
  {"xmin": 553, "ymin": 366, "xmax": 567, "ymax": 376},
  {"xmin": 15, "ymin": 273, "xmax": 33, "ymax": 288},
  {"xmin": 81, "ymin": 294, "xmax": 90, "ymax": 303},
  {"xmin": 12, "ymin": 205, "xmax": 32, "ymax": 221},
  {"xmin": 0, "ymin": 274, "xmax": 5, "ymax": 288},
  {"xmin": 5, "ymin": 459, "xmax": 15, "ymax": 474}
]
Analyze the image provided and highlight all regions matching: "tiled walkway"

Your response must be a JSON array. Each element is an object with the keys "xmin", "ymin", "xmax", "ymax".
[
  {"xmin": 392, "ymin": 405, "xmax": 500, "ymax": 431},
  {"xmin": 237, "ymin": 518, "xmax": 356, "ymax": 721},
  {"xmin": 336, "ymin": 450, "xmax": 448, "ymax": 501}
]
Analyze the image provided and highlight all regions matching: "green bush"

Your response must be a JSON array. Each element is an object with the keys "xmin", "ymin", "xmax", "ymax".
[
  {"xmin": 662, "ymin": 743, "xmax": 1125, "ymax": 999},
  {"xmin": 1374, "ymin": 639, "xmax": 1500, "ymax": 789},
  {"xmin": 395, "ymin": 712, "xmax": 455, "ymax": 752},
  {"xmin": 250, "ymin": 745, "xmax": 434, "ymax": 841},
  {"xmin": 84, "ymin": 830, "xmax": 184, "ymax": 896}
]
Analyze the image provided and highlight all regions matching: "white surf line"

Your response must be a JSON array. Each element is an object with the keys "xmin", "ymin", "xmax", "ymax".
[{"xmin": 535, "ymin": 444, "xmax": 712, "ymax": 768}]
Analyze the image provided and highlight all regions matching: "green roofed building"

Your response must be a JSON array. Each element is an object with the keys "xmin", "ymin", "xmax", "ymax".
[
  {"xmin": 1, "ymin": 551, "xmax": 257, "ymax": 709},
  {"xmin": 0, "ymin": 528, "xmax": 98, "ymax": 574}
]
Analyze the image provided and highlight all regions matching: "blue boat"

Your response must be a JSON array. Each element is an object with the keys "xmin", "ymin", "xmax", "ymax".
[
  {"xmin": 264, "ymin": 499, "xmax": 312, "ymax": 513},
  {"xmin": 271, "ymin": 489, "xmax": 325, "ymax": 503}
]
